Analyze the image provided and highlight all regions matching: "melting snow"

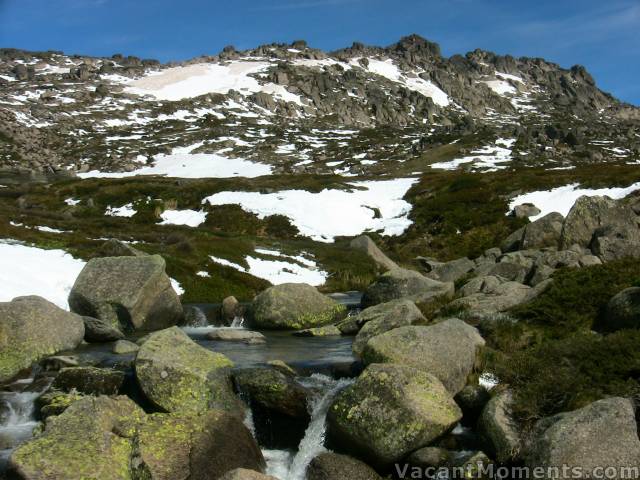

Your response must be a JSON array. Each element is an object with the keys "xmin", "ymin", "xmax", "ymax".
[
  {"xmin": 508, "ymin": 182, "xmax": 640, "ymax": 221},
  {"xmin": 105, "ymin": 204, "xmax": 136, "ymax": 217},
  {"xmin": 431, "ymin": 138, "xmax": 515, "ymax": 171},
  {"xmin": 203, "ymin": 178, "xmax": 417, "ymax": 242}
]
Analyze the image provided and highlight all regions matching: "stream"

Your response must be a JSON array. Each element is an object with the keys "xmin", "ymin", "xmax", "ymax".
[{"xmin": 0, "ymin": 297, "xmax": 362, "ymax": 479}]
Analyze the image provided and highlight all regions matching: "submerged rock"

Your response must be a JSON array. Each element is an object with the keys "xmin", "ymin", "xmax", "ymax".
[
  {"xmin": 135, "ymin": 327, "xmax": 240, "ymax": 414},
  {"xmin": 294, "ymin": 324, "xmax": 342, "ymax": 337},
  {"xmin": 0, "ymin": 296, "xmax": 84, "ymax": 383},
  {"xmin": 361, "ymin": 268, "xmax": 454, "ymax": 308},
  {"xmin": 251, "ymin": 283, "xmax": 345, "ymax": 330},
  {"xmin": 361, "ymin": 319, "xmax": 485, "ymax": 395},
  {"xmin": 207, "ymin": 329, "xmax": 267, "ymax": 344},
  {"xmin": 328, "ymin": 363, "xmax": 462, "ymax": 468},
  {"xmin": 68, "ymin": 254, "xmax": 183, "ymax": 333}
]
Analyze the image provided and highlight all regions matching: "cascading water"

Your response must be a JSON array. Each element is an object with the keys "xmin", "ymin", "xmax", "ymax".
[
  {"xmin": 257, "ymin": 374, "xmax": 354, "ymax": 480},
  {"xmin": 0, "ymin": 376, "xmax": 51, "ymax": 471},
  {"xmin": 183, "ymin": 305, "xmax": 209, "ymax": 327},
  {"xmin": 230, "ymin": 316, "xmax": 245, "ymax": 328}
]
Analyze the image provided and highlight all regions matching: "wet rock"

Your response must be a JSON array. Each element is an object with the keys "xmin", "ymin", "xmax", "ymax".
[
  {"xmin": 220, "ymin": 469, "xmax": 277, "ymax": 480},
  {"xmin": 207, "ymin": 329, "xmax": 267, "ymax": 344},
  {"xmin": 51, "ymin": 366, "xmax": 125, "ymax": 396},
  {"xmin": 361, "ymin": 319, "xmax": 485, "ymax": 395},
  {"xmin": 361, "ymin": 268, "xmax": 454, "ymax": 308},
  {"xmin": 40, "ymin": 355, "xmax": 79, "ymax": 371},
  {"xmin": 68, "ymin": 255, "xmax": 183, "ymax": 333},
  {"xmin": 0, "ymin": 296, "xmax": 84, "ymax": 383},
  {"xmin": 222, "ymin": 296, "xmax": 242, "ymax": 323},
  {"xmin": 328, "ymin": 364, "xmax": 462, "ymax": 469},
  {"xmin": 455, "ymin": 385, "xmax": 491, "ymax": 424},
  {"xmin": 294, "ymin": 325, "xmax": 342, "ymax": 337},
  {"xmin": 82, "ymin": 315, "xmax": 125, "ymax": 343},
  {"xmin": 135, "ymin": 327, "xmax": 240, "ymax": 414},
  {"xmin": 351, "ymin": 299, "xmax": 425, "ymax": 357},
  {"xmin": 407, "ymin": 446, "xmax": 451, "ymax": 469},
  {"xmin": 525, "ymin": 397, "xmax": 640, "ymax": 476},
  {"xmin": 252, "ymin": 283, "xmax": 345, "ymax": 330},
  {"xmin": 307, "ymin": 452, "xmax": 381, "ymax": 480}
]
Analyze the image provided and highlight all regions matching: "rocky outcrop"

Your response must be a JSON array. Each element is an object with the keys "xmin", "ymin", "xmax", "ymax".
[
  {"xmin": 360, "ymin": 319, "xmax": 484, "ymax": 394},
  {"xmin": 68, "ymin": 255, "xmax": 183, "ymax": 333},
  {"xmin": 135, "ymin": 327, "xmax": 240, "ymax": 414},
  {"xmin": 361, "ymin": 268, "xmax": 454, "ymax": 308},
  {"xmin": 307, "ymin": 452, "xmax": 381, "ymax": 480},
  {"xmin": 350, "ymin": 235, "xmax": 398, "ymax": 271},
  {"xmin": 351, "ymin": 299, "xmax": 425, "ymax": 356},
  {"xmin": 251, "ymin": 283, "xmax": 345, "ymax": 330},
  {"xmin": 525, "ymin": 397, "xmax": 640, "ymax": 477},
  {"xmin": 0, "ymin": 296, "xmax": 84, "ymax": 382},
  {"xmin": 328, "ymin": 364, "xmax": 461, "ymax": 468},
  {"xmin": 600, "ymin": 287, "xmax": 640, "ymax": 331}
]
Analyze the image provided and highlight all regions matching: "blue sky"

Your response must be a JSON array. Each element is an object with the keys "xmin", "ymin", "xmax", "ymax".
[{"xmin": 1, "ymin": 0, "xmax": 638, "ymax": 105}]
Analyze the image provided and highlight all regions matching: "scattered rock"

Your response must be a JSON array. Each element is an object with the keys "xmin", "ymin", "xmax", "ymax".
[
  {"xmin": 361, "ymin": 319, "xmax": 485, "ymax": 394},
  {"xmin": 135, "ymin": 327, "xmax": 240, "ymax": 414},
  {"xmin": 251, "ymin": 283, "xmax": 345, "ymax": 330},
  {"xmin": 307, "ymin": 452, "xmax": 381, "ymax": 480},
  {"xmin": 352, "ymin": 299, "xmax": 425, "ymax": 357},
  {"xmin": 207, "ymin": 329, "xmax": 267, "ymax": 344},
  {"xmin": 51, "ymin": 366, "xmax": 125, "ymax": 395},
  {"xmin": 68, "ymin": 255, "xmax": 183, "ymax": 332},
  {"xmin": 525, "ymin": 397, "xmax": 640, "ymax": 475},
  {"xmin": 82, "ymin": 315, "xmax": 125, "ymax": 342},
  {"xmin": 0, "ymin": 296, "xmax": 85, "ymax": 383},
  {"xmin": 112, "ymin": 339, "xmax": 140, "ymax": 354},
  {"xmin": 423, "ymin": 257, "xmax": 475, "ymax": 283},
  {"xmin": 451, "ymin": 277, "xmax": 534, "ymax": 314},
  {"xmin": 328, "ymin": 364, "xmax": 462, "ymax": 468},
  {"xmin": 361, "ymin": 268, "xmax": 454, "ymax": 308}
]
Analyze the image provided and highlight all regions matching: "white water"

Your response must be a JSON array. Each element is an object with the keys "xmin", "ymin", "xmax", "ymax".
[
  {"xmin": 230, "ymin": 316, "xmax": 245, "ymax": 328},
  {"xmin": 256, "ymin": 374, "xmax": 354, "ymax": 480},
  {"xmin": 0, "ymin": 377, "xmax": 50, "ymax": 469}
]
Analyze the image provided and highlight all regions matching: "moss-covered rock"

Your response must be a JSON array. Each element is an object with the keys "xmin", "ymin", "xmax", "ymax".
[
  {"xmin": 360, "ymin": 268, "xmax": 454, "ymax": 308},
  {"xmin": 51, "ymin": 366, "xmax": 125, "ymax": 395},
  {"xmin": 36, "ymin": 390, "xmax": 84, "ymax": 419},
  {"xmin": 361, "ymin": 320, "xmax": 485, "ymax": 395},
  {"xmin": 219, "ymin": 469, "xmax": 277, "ymax": 480},
  {"xmin": 68, "ymin": 255, "xmax": 183, "ymax": 333},
  {"xmin": 0, "ymin": 296, "xmax": 85, "ymax": 383},
  {"xmin": 135, "ymin": 327, "xmax": 241, "ymax": 414},
  {"xmin": 251, "ymin": 283, "xmax": 346, "ymax": 330},
  {"xmin": 327, "ymin": 363, "xmax": 462, "ymax": 469},
  {"xmin": 307, "ymin": 452, "xmax": 381, "ymax": 480},
  {"xmin": 137, "ymin": 410, "xmax": 265, "ymax": 480},
  {"xmin": 351, "ymin": 299, "xmax": 425, "ymax": 357},
  {"xmin": 10, "ymin": 395, "xmax": 145, "ymax": 479}
]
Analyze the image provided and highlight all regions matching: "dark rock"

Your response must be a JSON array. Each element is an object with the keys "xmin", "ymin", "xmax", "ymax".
[
  {"xmin": 51, "ymin": 366, "xmax": 125, "ymax": 395},
  {"xmin": 82, "ymin": 315, "xmax": 125, "ymax": 342},
  {"xmin": 307, "ymin": 452, "xmax": 381, "ymax": 480},
  {"xmin": 600, "ymin": 287, "xmax": 640, "ymax": 331}
]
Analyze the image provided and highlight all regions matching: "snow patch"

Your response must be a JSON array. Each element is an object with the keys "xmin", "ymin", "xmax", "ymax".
[
  {"xmin": 431, "ymin": 138, "xmax": 515, "ymax": 171},
  {"xmin": 159, "ymin": 209, "xmax": 207, "ymax": 227}
]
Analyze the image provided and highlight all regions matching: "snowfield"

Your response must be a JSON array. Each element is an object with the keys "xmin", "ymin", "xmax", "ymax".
[
  {"xmin": 0, "ymin": 241, "xmax": 86, "ymax": 309},
  {"xmin": 508, "ymin": 182, "xmax": 640, "ymax": 221},
  {"xmin": 79, "ymin": 143, "xmax": 273, "ymax": 179},
  {"xmin": 125, "ymin": 61, "xmax": 303, "ymax": 105},
  {"xmin": 203, "ymin": 178, "xmax": 418, "ymax": 242}
]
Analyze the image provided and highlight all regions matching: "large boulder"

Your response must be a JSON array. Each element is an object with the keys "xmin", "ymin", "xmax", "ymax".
[
  {"xmin": 328, "ymin": 364, "xmax": 462, "ymax": 469},
  {"xmin": 307, "ymin": 452, "xmax": 381, "ymax": 480},
  {"xmin": 560, "ymin": 195, "xmax": 637, "ymax": 249},
  {"xmin": 137, "ymin": 410, "xmax": 265, "ymax": 480},
  {"xmin": 0, "ymin": 296, "xmax": 85, "ymax": 383},
  {"xmin": 520, "ymin": 212, "xmax": 564, "ymax": 249},
  {"xmin": 10, "ymin": 396, "xmax": 145, "ymax": 479},
  {"xmin": 361, "ymin": 319, "xmax": 485, "ymax": 395},
  {"xmin": 512, "ymin": 203, "xmax": 541, "ymax": 219},
  {"xmin": 135, "ymin": 327, "xmax": 240, "ymax": 414},
  {"xmin": 423, "ymin": 257, "xmax": 475, "ymax": 283},
  {"xmin": 251, "ymin": 283, "xmax": 345, "ymax": 330},
  {"xmin": 525, "ymin": 397, "xmax": 640, "ymax": 477},
  {"xmin": 350, "ymin": 235, "xmax": 398, "ymax": 271},
  {"xmin": 82, "ymin": 315, "xmax": 125, "ymax": 342},
  {"xmin": 478, "ymin": 390, "xmax": 522, "ymax": 463},
  {"xmin": 68, "ymin": 255, "xmax": 183, "ymax": 333},
  {"xmin": 450, "ymin": 276, "xmax": 534, "ymax": 314},
  {"xmin": 233, "ymin": 367, "xmax": 309, "ymax": 419},
  {"xmin": 601, "ymin": 287, "xmax": 640, "ymax": 332},
  {"xmin": 51, "ymin": 366, "xmax": 125, "ymax": 395},
  {"xmin": 591, "ymin": 223, "xmax": 640, "ymax": 262},
  {"xmin": 352, "ymin": 299, "xmax": 425, "ymax": 357},
  {"xmin": 361, "ymin": 268, "xmax": 454, "ymax": 308}
]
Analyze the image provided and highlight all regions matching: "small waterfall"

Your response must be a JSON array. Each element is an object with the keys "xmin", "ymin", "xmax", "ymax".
[
  {"xmin": 0, "ymin": 377, "xmax": 50, "ymax": 471},
  {"xmin": 262, "ymin": 374, "xmax": 354, "ymax": 480},
  {"xmin": 230, "ymin": 316, "xmax": 245, "ymax": 328},
  {"xmin": 183, "ymin": 305, "xmax": 209, "ymax": 327}
]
